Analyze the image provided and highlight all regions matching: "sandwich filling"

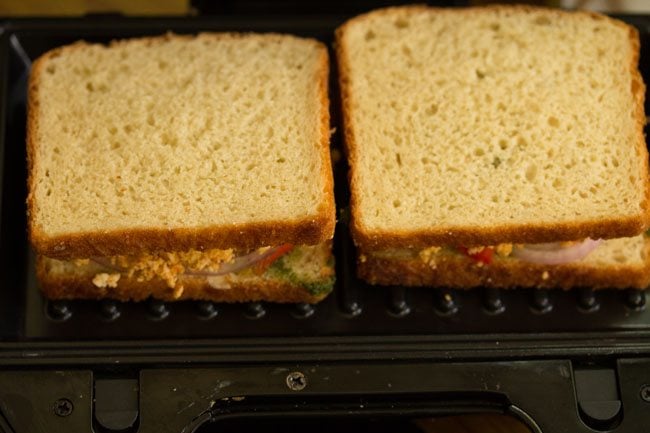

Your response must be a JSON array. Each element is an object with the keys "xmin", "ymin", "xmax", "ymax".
[
  {"xmin": 63, "ymin": 243, "xmax": 335, "ymax": 297},
  {"xmin": 363, "ymin": 239, "xmax": 604, "ymax": 268}
]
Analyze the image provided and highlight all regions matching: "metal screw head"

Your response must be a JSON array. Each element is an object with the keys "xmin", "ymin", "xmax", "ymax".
[
  {"xmin": 54, "ymin": 398, "xmax": 73, "ymax": 417},
  {"xmin": 640, "ymin": 385, "xmax": 650, "ymax": 402},
  {"xmin": 286, "ymin": 372, "xmax": 307, "ymax": 391}
]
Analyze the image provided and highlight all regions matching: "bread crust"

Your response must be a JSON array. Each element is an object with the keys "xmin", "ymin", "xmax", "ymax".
[
  {"xmin": 36, "ymin": 256, "xmax": 328, "ymax": 303},
  {"xmin": 335, "ymin": 5, "xmax": 650, "ymax": 251},
  {"xmin": 357, "ymin": 238, "xmax": 650, "ymax": 290},
  {"xmin": 27, "ymin": 33, "xmax": 335, "ymax": 259},
  {"xmin": 31, "ymin": 217, "xmax": 333, "ymax": 259},
  {"xmin": 349, "ymin": 219, "xmax": 649, "ymax": 251}
]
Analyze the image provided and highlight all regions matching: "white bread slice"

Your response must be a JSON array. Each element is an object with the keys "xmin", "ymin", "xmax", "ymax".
[
  {"xmin": 358, "ymin": 235, "xmax": 650, "ymax": 289},
  {"xmin": 28, "ymin": 33, "xmax": 334, "ymax": 259},
  {"xmin": 38, "ymin": 243, "xmax": 334, "ymax": 303},
  {"xmin": 336, "ymin": 6, "xmax": 650, "ymax": 250}
]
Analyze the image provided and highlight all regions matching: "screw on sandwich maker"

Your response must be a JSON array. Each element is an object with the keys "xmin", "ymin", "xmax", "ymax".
[
  {"xmin": 641, "ymin": 385, "xmax": 650, "ymax": 402},
  {"xmin": 53, "ymin": 398, "xmax": 73, "ymax": 417},
  {"xmin": 286, "ymin": 372, "xmax": 307, "ymax": 391}
]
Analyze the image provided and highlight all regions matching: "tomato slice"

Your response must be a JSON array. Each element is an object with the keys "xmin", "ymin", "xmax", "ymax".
[
  {"xmin": 458, "ymin": 246, "xmax": 493, "ymax": 265},
  {"xmin": 254, "ymin": 243, "xmax": 294, "ymax": 274}
]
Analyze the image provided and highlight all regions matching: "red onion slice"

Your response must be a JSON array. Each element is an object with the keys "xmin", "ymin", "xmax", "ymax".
[
  {"xmin": 521, "ymin": 242, "xmax": 570, "ymax": 251},
  {"xmin": 512, "ymin": 238, "xmax": 602, "ymax": 265},
  {"xmin": 182, "ymin": 245, "xmax": 287, "ymax": 277}
]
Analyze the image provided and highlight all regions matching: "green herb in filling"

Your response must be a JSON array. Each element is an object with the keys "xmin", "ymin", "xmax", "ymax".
[{"xmin": 268, "ymin": 251, "xmax": 335, "ymax": 297}]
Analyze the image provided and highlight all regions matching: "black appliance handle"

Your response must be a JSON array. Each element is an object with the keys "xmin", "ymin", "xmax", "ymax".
[
  {"xmin": 178, "ymin": 398, "xmax": 541, "ymax": 433},
  {"xmin": 139, "ymin": 361, "xmax": 564, "ymax": 433},
  {"xmin": 2, "ymin": 359, "xmax": 650, "ymax": 433}
]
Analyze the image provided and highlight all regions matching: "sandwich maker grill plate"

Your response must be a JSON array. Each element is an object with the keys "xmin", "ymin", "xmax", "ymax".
[{"xmin": 1, "ymin": 13, "xmax": 650, "ymax": 433}]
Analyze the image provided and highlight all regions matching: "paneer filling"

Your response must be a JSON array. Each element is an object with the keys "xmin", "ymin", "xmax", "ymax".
[
  {"xmin": 366, "ymin": 239, "xmax": 603, "ymax": 267},
  {"xmin": 71, "ymin": 243, "xmax": 335, "ymax": 296}
]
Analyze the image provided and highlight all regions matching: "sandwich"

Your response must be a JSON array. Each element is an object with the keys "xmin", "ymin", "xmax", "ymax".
[
  {"xmin": 28, "ymin": 33, "xmax": 336, "ymax": 303},
  {"xmin": 335, "ymin": 6, "xmax": 650, "ymax": 289}
]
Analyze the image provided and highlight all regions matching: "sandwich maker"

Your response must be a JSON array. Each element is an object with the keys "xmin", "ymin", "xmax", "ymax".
[{"xmin": 1, "ymin": 1, "xmax": 650, "ymax": 431}]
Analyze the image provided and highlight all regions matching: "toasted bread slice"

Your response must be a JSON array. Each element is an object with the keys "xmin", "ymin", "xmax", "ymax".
[
  {"xmin": 28, "ymin": 33, "xmax": 334, "ymax": 259},
  {"xmin": 358, "ymin": 235, "xmax": 650, "ymax": 289},
  {"xmin": 37, "ymin": 243, "xmax": 335, "ymax": 303},
  {"xmin": 336, "ymin": 6, "xmax": 649, "ymax": 250}
]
